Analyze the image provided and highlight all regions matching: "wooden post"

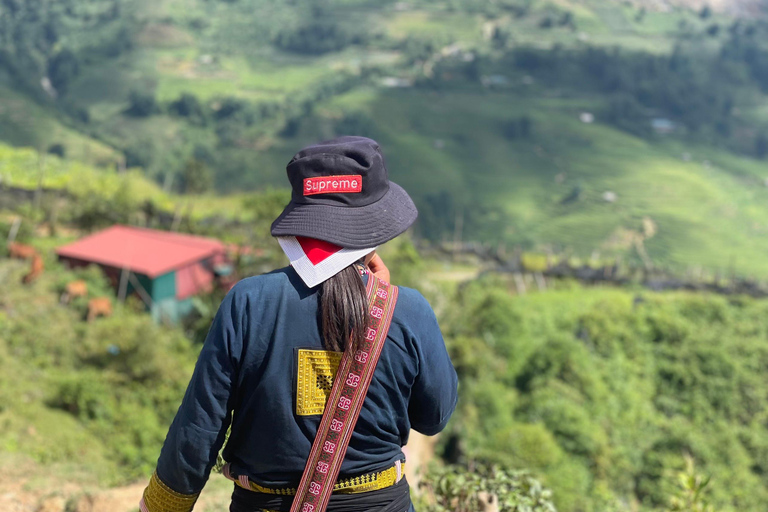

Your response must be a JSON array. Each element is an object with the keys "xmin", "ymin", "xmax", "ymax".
[
  {"xmin": 452, "ymin": 208, "xmax": 463, "ymax": 262},
  {"xmin": 171, "ymin": 203, "xmax": 183, "ymax": 232},
  {"xmin": 128, "ymin": 272, "xmax": 154, "ymax": 309},
  {"xmin": 7, "ymin": 217, "xmax": 21, "ymax": 244},
  {"xmin": 118, "ymin": 267, "xmax": 130, "ymax": 302},
  {"xmin": 163, "ymin": 171, "xmax": 175, "ymax": 194},
  {"xmin": 512, "ymin": 272, "xmax": 527, "ymax": 295},
  {"xmin": 34, "ymin": 150, "xmax": 45, "ymax": 212}
]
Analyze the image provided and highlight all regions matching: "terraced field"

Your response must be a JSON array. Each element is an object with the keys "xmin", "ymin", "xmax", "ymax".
[{"xmin": 3, "ymin": 0, "xmax": 768, "ymax": 277}]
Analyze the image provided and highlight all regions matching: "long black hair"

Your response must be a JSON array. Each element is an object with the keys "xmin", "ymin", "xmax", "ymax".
[{"xmin": 319, "ymin": 264, "xmax": 370, "ymax": 353}]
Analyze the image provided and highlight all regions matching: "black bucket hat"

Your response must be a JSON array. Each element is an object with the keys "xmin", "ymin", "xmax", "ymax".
[{"xmin": 271, "ymin": 136, "xmax": 418, "ymax": 249}]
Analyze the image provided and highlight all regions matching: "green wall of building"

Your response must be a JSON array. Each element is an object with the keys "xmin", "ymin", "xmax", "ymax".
[
  {"xmin": 124, "ymin": 270, "xmax": 187, "ymax": 324},
  {"xmin": 151, "ymin": 272, "xmax": 176, "ymax": 302}
]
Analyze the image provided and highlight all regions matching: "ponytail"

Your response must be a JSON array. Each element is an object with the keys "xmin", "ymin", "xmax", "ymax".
[{"xmin": 319, "ymin": 265, "xmax": 369, "ymax": 353}]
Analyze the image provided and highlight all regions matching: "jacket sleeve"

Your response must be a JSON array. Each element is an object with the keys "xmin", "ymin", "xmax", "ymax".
[
  {"xmin": 140, "ymin": 287, "xmax": 245, "ymax": 512},
  {"xmin": 406, "ymin": 291, "xmax": 459, "ymax": 436}
]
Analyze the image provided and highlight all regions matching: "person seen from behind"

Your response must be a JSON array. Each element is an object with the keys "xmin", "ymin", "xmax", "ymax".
[{"xmin": 140, "ymin": 136, "xmax": 458, "ymax": 512}]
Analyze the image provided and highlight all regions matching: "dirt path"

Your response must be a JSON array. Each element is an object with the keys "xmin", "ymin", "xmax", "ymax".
[
  {"xmin": 2, "ymin": 428, "xmax": 438, "ymax": 512},
  {"xmin": 403, "ymin": 430, "xmax": 440, "ymax": 492},
  {"xmin": 0, "ymin": 456, "xmax": 232, "ymax": 512}
]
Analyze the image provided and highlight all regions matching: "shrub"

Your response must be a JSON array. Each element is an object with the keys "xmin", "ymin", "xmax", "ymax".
[
  {"xmin": 419, "ymin": 463, "xmax": 557, "ymax": 512},
  {"xmin": 180, "ymin": 159, "xmax": 214, "ymax": 194},
  {"xmin": 47, "ymin": 49, "xmax": 80, "ymax": 94},
  {"xmin": 169, "ymin": 93, "xmax": 207, "ymax": 125},
  {"xmin": 274, "ymin": 20, "xmax": 366, "ymax": 55},
  {"xmin": 125, "ymin": 91, "xmax": 158, "ymax": 117}
]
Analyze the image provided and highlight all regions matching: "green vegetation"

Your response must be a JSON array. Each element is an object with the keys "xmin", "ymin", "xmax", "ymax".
[
  {"xmin": 440, "ymin": 276, "xmax": 768, "ymax": 511},
  {"xmin": 1, "ymin": 147, "xmax": 768, "ymax": 510},
  {"xmin": 5, "ymin": 200, "xmax": 766, "ymax": 510},
  {"xmin": 0, "ymin": 259, "xmax": 199, "ymax": 482},
  {"xmin": 417, "ymin": 464, "xmax": 557, "ymax": 512},
  {"xmin": 4, "ymin": 1, "xmax": 768, "ymax": 511}
]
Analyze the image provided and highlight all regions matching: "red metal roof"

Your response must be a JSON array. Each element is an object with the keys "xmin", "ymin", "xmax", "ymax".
[{"xmin": 56, "ymin": 225, "xmax": 226, "ymax": 278}]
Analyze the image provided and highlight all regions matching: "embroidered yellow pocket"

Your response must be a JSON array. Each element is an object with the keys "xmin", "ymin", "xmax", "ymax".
[{"xmin": 296, "ymin": 349, "xmax": 342, "ymax": 416}]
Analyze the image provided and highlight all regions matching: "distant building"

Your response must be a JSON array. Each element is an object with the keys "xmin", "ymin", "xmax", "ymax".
[
  {"xmin": 380, "ymin": 77, "xmax": 413, "ymax": 88},
  {"xmin": 56, "ymin": 225, "xmax": 232, "ymax": 323},
  {"xmin": 481, "ymin": 75, "xmax": 509, "ymax": 87},
  {"xmin": 652, "ymin": 118, "xmax": 675, "ymax": 134}
]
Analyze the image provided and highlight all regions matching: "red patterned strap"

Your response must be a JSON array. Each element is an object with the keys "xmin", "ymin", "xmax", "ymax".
[{"xmin": 290, "ymin": 275, "xmax": 399, "ymax": 512}]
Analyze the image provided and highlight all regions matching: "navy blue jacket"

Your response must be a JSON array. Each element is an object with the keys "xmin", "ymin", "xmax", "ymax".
[{"xmin": 155, "ymin": 267, "xmax": 458, "ymax": 494}]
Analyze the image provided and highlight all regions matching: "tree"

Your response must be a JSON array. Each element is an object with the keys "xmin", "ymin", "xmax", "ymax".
[
  {"xmin": 274, "ymin": 20, "xmax": 363, "ymax": 55},
  {"xmin": 125, "ymin": 91, "xmax": 158, "ymax": 117},
  {"xmin": 755, "ymin": 131, "xmax": 768, "ymax": 159},
  {"xmin": 169, "ymin": 93, "xmax": 206, "ymax": 125},
  {"xmin": 213, "ymin": 97, "xmax": 249, "ymax": 122},
  {"xmin": 519, "ymin": 116, "xmax": 533, "ymax": 137},
  {"xmin": 334, "ymin": 111, "xmax": 376, "ymax": 138},
  {"xmin": 47, "ymin": 143, "xmax": 66, "ymax": 158},
  {"xmin": 492, "ymin": 27, "xmax": 511, "ymax": 50},
  {"xmin": 180, "ymin": 159, "xmax": 214, "ymax": 194},
  {"xmin": 68, "ymin": 179, "xmax": 138, "ymax": 231},
  {"xmin": 502, "ymin": 117, "xmax": 534, "ymax": 140},
  {"xmin": 124, "ymin": 141, "xmax": 154, "ymax": 169},
  {"xmin": 560, "ymin": 12, "xmax": 574, "ymax": 28},
  {"xmin": 47, "ymin": 49, "xmax": 80, "ymax": 94},
  {"xmin": 242, "ymin": 188, "xmax": 292, "ymax": 236}
]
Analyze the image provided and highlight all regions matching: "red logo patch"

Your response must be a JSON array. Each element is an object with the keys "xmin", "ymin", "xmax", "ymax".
[{"xmin": 304, "ymin": 175, "xmax": 362, "ymax": 196}]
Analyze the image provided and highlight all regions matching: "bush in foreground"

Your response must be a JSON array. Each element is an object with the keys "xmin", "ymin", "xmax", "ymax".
[{"xmin": 418, "ymin": 463, "xmax": 557, "ymax": 512}]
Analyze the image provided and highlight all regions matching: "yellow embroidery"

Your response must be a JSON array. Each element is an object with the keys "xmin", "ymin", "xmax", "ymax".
[
  {"xmin": 296, "ymin": 349, "xmax": 342, "ymax": 416},
  {"xmin": 141, "ymin": 471, "xmax": 199, "ymax": 512},
  {"xmin": 236, "ymin": 463, "xmax": 406, "ymax": 495}
]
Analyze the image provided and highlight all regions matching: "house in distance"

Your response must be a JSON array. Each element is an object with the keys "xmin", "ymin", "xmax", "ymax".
[{"xmin": 56, "ymin": 225, "xmax": 233, "ymax": 322}]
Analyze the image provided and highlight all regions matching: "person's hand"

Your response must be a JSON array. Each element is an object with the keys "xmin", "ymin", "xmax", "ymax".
[{"xmin": 367, "ymin": 253, "xmax": 391, "ymax": 283}]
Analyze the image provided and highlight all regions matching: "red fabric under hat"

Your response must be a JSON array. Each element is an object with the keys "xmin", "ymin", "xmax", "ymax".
[
  {"xmin": 295, "ymin": 237, "xmax": 343, "ymax": 266},
  {"xmin": 277, "ymin": 236, "xmax": 376, "ymax": 288}
]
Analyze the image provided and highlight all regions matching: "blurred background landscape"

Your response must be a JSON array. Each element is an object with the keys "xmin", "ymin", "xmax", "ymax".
[{"xmin": 3, "ymin": 0, "xmax": 768, "ymax": 510}]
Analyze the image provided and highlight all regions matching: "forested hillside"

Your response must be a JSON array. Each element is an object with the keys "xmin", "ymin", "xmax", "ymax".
[
  {"xmin": 4, "ymin": 0, "xmax": 768, "ymax": 276},
  {"xmin": 442, "ymin": 277, "xmax": 768, "ymax": 511}
]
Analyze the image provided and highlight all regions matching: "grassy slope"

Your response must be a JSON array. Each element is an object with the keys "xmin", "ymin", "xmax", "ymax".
[
  {"xmin": 0, "ymin": 142, "xmax": 272, "ymax": 226},
  {"xmin": 0, "ymin": 256, "xmax": 243, "ymax": 512},
  {"xmin": 261, "ymin": 86, "xmax": 768, "ymax": 277},
  {"xmin": 0, "ymin": 87, "xmax": 119, "ymax": 167}
]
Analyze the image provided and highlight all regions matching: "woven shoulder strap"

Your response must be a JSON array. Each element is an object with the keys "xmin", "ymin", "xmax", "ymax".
[{"xmin": 290, "ymin": 275, "xmax": 399, "ymax": 512}]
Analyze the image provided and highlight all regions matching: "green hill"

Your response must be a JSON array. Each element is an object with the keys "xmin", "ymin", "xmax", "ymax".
[{"xmin": 4, "ymin": 0, "xmax": 768, "ymax": 277}]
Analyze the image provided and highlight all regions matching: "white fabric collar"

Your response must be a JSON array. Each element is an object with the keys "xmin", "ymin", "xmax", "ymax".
[{"xmin": 277, "ymin": 236, "xmax": 376, "ymax": 289}]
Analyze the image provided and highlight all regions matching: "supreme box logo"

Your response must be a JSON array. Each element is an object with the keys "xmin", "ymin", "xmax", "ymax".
[{"xmin": 304, "ymin": 175, "xmax": 362, "ymax": 196}]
